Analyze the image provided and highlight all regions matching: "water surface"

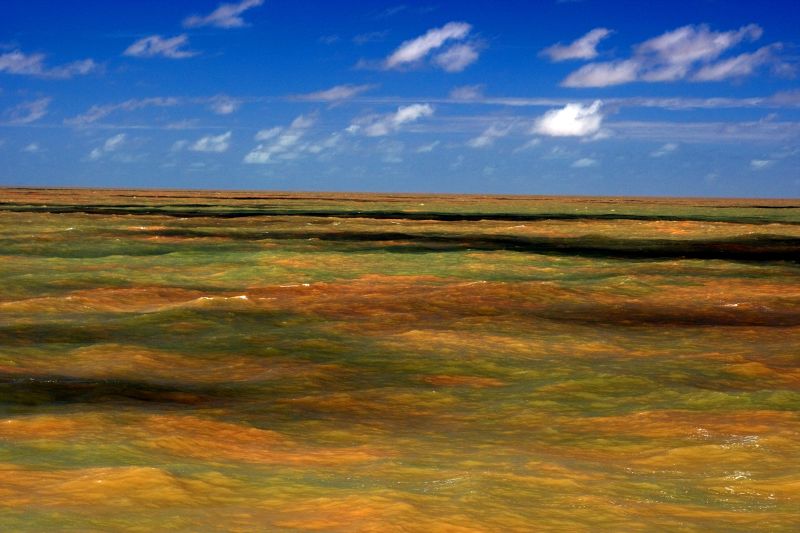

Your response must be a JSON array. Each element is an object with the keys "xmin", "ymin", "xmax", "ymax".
[{"xmin": 1, "ymin": 188, "xmax": 799, "ymax": 531}]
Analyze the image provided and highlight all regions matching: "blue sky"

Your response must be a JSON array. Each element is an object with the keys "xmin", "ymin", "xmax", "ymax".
[{"xmin": 1, "ymin": 0, "xmax": 799, "ymax": 196}]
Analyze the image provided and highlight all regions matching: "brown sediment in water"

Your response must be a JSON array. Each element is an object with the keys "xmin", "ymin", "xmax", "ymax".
[
  {"xmin": 0, "ymin": 464, "xmax": 239, "ymax": 508},
  {"xmin": 1, "ymin": 188, "xmax": 799, "ymax": 531}
]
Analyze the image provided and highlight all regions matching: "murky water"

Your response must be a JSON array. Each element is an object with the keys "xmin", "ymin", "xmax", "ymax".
[{"xmin": 1, "ymin": 188, "xmax": 799, "ymax": 531}]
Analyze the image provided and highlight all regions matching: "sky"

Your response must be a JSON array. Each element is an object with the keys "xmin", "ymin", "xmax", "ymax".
[{"xmin": 1, "ymin": 0, "xmax": 799, "ymax": 196}]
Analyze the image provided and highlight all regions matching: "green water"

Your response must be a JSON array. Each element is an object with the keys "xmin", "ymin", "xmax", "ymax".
[{"xmin": 1, "ymin": 188, "xmax": 799, "ymax": 531}]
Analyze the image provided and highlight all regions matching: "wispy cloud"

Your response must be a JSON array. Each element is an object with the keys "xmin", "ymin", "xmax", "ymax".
[
  {"xmin": 293, "ymin": 84, "xmax": 377, "ymax": 102},
  {"xmin": 191, "ymin": 131, "xmax": 232, "ymax": 153},
  {"xmin": 693, "ymin": 45, "xmax": 778, "ymax": 81},
  {"xmin": 571, "ymin": 157, "xmax": 598, "ymax": 168},
  {"xmin": 416, "ymin": 140, "xmax": 440, "ymax": 153},
  {"xmin": 353, "ymin": 31, "xmax": 389, "ymax": 45},
  {"xmin": 467, "ymin": 123, "xmax": 512, "ymax": 148},
  {"xmin": 562, "ymin": 24, "xmax": 779, "ymax": 87},
  {"xmin": 89, "ymin": 133, "xmax": 126, "ymax": 160},
  {"xmin": 650, "ymin": 142, "xmax": 678, "ymax": 157},
  {"xmin": 65, "ymin": 97, "xmax": 180, "ymax": 126},
  {"xmin": 449, "ymin": 85, "xmax": 484, "ymax": 101},
  {"xmin": 610, "ymin": 119, "xmax": 800, "ymax": 142},
  {"xmin": 377, "ymin": 139, "xmax": 405, "ymax": 163},
  {"xmin": 349, "ymin": 104, "xmax": 434, "ymax": 136},
  {"xmin": 533, "ymin": 101, "xmax": 604, "ymax": 137},
  {"xmin": 244, "ymin": 114, "xmax": 316, "ymax": 163},
  {"xmin": 124, "ymin": 35, "xmax": 197, "ymax": 59},
  {"xmin": 375, "ymin": 5, "xmax": 407, "ymax": 20},
  {"xmin": 4, "ymin": 97, "xmax": 51, "ymax": 124},
  {"xmin": 750, "ymin": 159, "xmax": 773, "ymax": 170},
  {"xmin": 384, "ymin": 22, "xmax": 478, "ymax": 72},
  {"xmin": 0, "ymin": 50, "xmax": 96, "ymax": 79},
  {"xmin": 542, "ymin": 28, "xmax": 612, "ymax": 61},
  {"xmin": 22, "ymin": 142, "xmax": 41, "ymax": 153},
  {"xmin": 183, "ymin": 0, "xmax": 264, "ymax": 29}
]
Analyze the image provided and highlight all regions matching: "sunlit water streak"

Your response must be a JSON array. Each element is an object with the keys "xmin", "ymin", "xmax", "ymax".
[{"xmin": 1, "ymin": 188, "xmax": 799, "ymax": 531}]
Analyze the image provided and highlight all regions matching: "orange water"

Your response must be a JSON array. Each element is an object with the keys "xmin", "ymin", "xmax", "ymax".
[{"xmin": 1, "ymin": 188, "xmax": 799, "ymax": 531}]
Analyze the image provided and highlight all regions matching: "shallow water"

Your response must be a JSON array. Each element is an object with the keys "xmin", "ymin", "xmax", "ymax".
[{"xmin": 1, "ymin": 188, "xmax": 799, "ymax": 531}]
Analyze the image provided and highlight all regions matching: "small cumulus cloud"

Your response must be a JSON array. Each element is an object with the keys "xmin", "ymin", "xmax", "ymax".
[
  {"xmin": 542, "ymin": 28, "xmax": 612, "ymax": 62},
  {"xmin": 533, "ymin": 100, "xmax": 604, "ymax": 137},
  {"xmin": 191, "ymin": 131, "xmax": 232, "ymax": 153},
  {"xmin": 183, "ymin": 0, "xmax": 264, "ymax": 29},
  {"xmin": 208, "ymin": 95, "xmax": 241, "ymax": 115},
  {"xmin": 432, "ymin": 43, "xmax": 479, "ymax": 72},
  {"xmin": 350, "ymin": 104, "xmax": 434, "ymax": 137},
  {"xmin": 383, "ymin": 22, "xmax": 479, "ymax": 72},
  {"xmin": 22, "ymin": 142, "xmax": 41, "ymax": 153},
  {"xmin": 124, "ymin": 35, "xmax": 197, "ymax": 59},
  {"xmin": 650, "ymin": 142, "xmax": 678, "ymax": 157},
  {"xmin": 0, "ymin": 49, "xmax": 96, "ymax": 79},
  {"xmin": 4, "ymin": 97, "xmax": 51, "ymax": 124}
]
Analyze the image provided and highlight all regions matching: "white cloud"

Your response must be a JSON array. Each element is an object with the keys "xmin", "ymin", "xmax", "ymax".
[
  {"xmin": 306, "ymin": 133, "xmax": 342, "ymax": 154},
  {"xmin": 22, "ymin": 142, "xmax": 40, "ymax": 153},
  {"xmin": 104, "ymin": 133, "xmax": 126, "ymax": 152},
  {"xmin": 750, "ymin": 159, "xmax": 773, "ymax": 170},
  {"xmin": 562, "ymin": 24, "xmax": 771, "ymax": 87},
  {"xmin": 191, "ymin": 131, "xmax": 232, "ymax": 153},
  {"xmin": 0, "ymin": 50, "xmax": 96, "ymax": 79},
  {"xmin": 563, "ymin": 59, "xmax": 639, "ymax": 88},
  {"xmin": 650, "ymin": 142, "xmax": 678, "ymax": 157},
  {"xmin": 513, "ymin": 138, "xmax": 541, "ymax": 153},
  {"xmin": 385, "ymin": 22, "xmax": 472, "ymax": 69},
  {"xmin": 608, "ymin": 119, "xmax": 800, "ymax": 142},
  {"xmin": 449, "ymin": 84, "xmax": 484, "ymax": 101},
  {"xmin": 693, "ymin": 45, "xmax": 776, "ymax": 81},
  {"xmin": 467, "ymin": 123, "xmax": 511, "ymax": 148},
  {"xmin": 542, "ymin": 28, "xmax": 612, "ymax": 61},
  {"xmin": 572, "ymin": 157, "xmax": 598, "ymax": 168},
  {"xmin": 352, "ymin": 104, "xmax": 435, "ymax": 137},
  {"xmin": 124, "ymin": 35, "xmax": 197, "ymax": 59},
  {"xmin": 416, "ymin": 140, "xmax": 440, "ymax": 153},
  {"xmin": 244, "ymin": 114, "xmax": 315, "ymax": 163},
  {"xmin": 255, "ymin": 127, "xmax": 282, "ymax": 141},
  {"xmin": 4, "ymin": 97, "xmax": 51, "ymax": 124},
  {"xmin": 533, "ymin": 101, "xmax": 604, "ymax": 137},
  {"xmin": 208, "ymin": 95, "xmax": 241, "ymax": 114},
  {"xmin": 88, "ymin": 133, "xmax": 126, "ymax": 160},
  {"xmin": 171, "ymin": 140, "xmax": 189, "ymax": 152},
  {"xmin": 65, "ymin": 97, "xmax": 180, "ymax": 126},
  {"xmin": 184, "ymin": 0, "xmax": 264, "ymax": 29},
  {"xmin": 378, "ymin": 140, "xmax": 405, "ymax": 163},
  {"xmin": 433, "ymin": 43, "xmax": 479, "ymax": 72},
  {"xmin": 294, "ymin": 84, "xmax": 376, "ymax": 102}
]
